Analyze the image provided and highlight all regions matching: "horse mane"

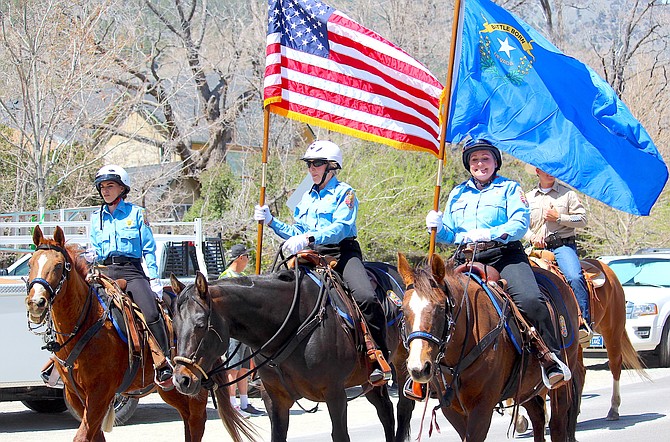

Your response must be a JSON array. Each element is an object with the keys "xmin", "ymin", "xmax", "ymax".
[
  {"xmin": 64, "ymin": 242, "xmax": 89, "ymax": 280},
  {"xmin": 414, "ymin": 264, "xmax": 448, "ymax": 304}
]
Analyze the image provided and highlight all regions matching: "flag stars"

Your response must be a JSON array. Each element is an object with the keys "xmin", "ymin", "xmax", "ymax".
[{"xmin": 497, "ymin": 37, "xmax": 516, "ymax": 58}]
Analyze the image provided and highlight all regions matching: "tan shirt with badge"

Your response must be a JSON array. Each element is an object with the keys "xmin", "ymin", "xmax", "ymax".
[{"xmin": 525, "ymin": 181, "xmax": 587, "ymax": 244}]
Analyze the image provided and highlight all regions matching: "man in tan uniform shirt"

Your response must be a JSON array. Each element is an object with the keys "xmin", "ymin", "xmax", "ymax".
[{"xmin": 525, "ymin": 167, "xmax": 592, "ymax": 345}]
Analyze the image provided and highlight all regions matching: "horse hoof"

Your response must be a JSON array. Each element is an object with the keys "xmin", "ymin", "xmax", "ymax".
[
  {"xmin": 515, "ymin": 416, "xmax": 529, "ymax": 433},
  {"xmin": 606, "ymin": 410, "xmax": 620, "ymax": 421}
]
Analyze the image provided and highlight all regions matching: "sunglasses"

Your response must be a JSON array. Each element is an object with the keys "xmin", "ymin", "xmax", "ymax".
[{"xmin": 305, "ymin": 159, "xmax": 328, "ymax": 168}]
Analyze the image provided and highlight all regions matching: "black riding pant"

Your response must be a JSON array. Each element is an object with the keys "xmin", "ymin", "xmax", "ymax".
[
  {"xmin": 102, "ymin": 262, "xmax": 160, "ymax": 323},
  {"xmin": 463, "ymin": 241, "xmax": 561, "ymax": 354},
  {"xmin": 318, "ymin": 239, "xmax": 388, "ymax": 356}
]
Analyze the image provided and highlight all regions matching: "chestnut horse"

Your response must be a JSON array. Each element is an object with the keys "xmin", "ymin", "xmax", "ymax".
[
  {"xmin": 397, "ymin": 253, "xmax": 585, "ymax": 442},
  {"xmin": 169, "ymin": 266, "xmax": 415, "ymax": 442},
  {"xmin": 529, "ymin": 254, "xmax": 648, "ymax": 420},
  {"xmin": 24, "ymin": 226, "xmax": 253, "ymax": 442}
]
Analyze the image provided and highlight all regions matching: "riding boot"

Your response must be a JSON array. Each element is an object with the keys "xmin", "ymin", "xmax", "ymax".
[{"xmin": 147, "ymin": 317, "xmax": 174, "ymax": 388}]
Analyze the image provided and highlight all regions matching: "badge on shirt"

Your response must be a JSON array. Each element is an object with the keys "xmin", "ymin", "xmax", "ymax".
[{"xmin": 345, "ymin": 189, "xmax": 355, "ymax": 210}]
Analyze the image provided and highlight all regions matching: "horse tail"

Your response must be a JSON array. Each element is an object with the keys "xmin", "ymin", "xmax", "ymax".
[
  {"xmin": 620, "ymin": 330, "xmax": 650, "ymax": 380},
  {"xmin": 102, "ymin": 400, "xmax": 115, "ymax": 432},
  {"xmin": 212, "ymin": 387, "xmax": 259, "ymax": 442}
]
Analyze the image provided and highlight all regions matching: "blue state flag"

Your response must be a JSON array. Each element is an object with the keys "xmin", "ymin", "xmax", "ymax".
[{"xmin": 446, "ymin": 0, "xmax": 667, "ymax": 216}]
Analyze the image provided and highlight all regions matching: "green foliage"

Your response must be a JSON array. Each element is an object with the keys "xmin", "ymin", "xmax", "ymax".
[
  {"xmin": 343, "ymin": 142, "xmax": 464, "ymax": 263},
  {"xmin": 184, "ymin": 163, "xmax": 240, "ymax": 221}
]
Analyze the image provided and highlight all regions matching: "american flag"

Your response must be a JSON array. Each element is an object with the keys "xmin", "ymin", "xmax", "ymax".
[{"xmin": 264, "ymin": 0, "xmax": 444, "ymax": 155}]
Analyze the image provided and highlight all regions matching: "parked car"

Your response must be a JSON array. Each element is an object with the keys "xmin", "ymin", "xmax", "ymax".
[{"xmin": 599, "ymin": 251, "xmax": 670, "ymax": 367}]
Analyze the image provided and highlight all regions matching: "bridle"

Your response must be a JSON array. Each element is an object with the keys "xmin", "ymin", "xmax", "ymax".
[
  {"xmin": 26, "ymin": 244, "xmax": 72, "ymax": 306},
  {"xmin": 404, "ymin": 280, "xmax": 456, "ymax": 357},
  {"xmin": 172, "ymin": 290, "xmax": 226, "ymax": 386}
]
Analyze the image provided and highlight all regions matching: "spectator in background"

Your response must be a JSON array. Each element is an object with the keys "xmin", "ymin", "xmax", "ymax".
[{"xmin": 220, "ymin": 244, "xmax": 265, "ymax": 418}]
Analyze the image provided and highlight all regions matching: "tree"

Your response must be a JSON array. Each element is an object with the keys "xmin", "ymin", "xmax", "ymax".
[
  {"xmin": 90, "ymin": 0, "xmax": 265, "ymax": 181},
  {"xmin": 0, "ymin": 0, "xmax": 124, "ymax": 210}
]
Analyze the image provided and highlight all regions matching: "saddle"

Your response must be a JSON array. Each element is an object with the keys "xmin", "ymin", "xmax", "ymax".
[
  {"xmin": 528, "ymin": 248, "xmax": 605, "ymax": 327},
  {"xmin": 88, "ymin": 271, "xmax": 173, "ymax": 394},
  {"xmin": 292, "ymin": 250, "xmax": 396, "ymax": 386},
  {"xmin": 456, "ymin": 259, "xmax": 573, "ymax": 386}
]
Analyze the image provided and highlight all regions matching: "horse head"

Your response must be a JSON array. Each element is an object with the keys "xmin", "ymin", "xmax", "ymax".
[
  {"xmin": 171, "ymin": 271, "xmax": 230, "ymax": 396},
  {"xmin": 398, "ymin": 252, "xmax": 450, "ymax": 383},
  {"xmin": 25, "ymin": 225, "xmax": 71, "ymax": 324}
]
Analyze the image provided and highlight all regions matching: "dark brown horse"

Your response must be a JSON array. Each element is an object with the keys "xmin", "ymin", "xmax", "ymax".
[
  {"xmin": 169, "ymin": 264, "xmax": 414, "ymax": 442},
  {"xmin": 397, "ymin": 253, "xmax": 585, "ymax": 442},
  {"xmin": 529, "ymin": 253, "xmax": 648, "ymax": 420},
  {"xmin": 24, "ymin": 226, "xmax": 252, "ymax": 442}
]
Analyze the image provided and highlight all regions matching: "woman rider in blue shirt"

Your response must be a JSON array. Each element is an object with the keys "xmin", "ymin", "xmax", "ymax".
[
  {"xmin": 425, "ymin": 139, "xmax": 571, "ymax": 389},
  {"xmin": 254, "ymin": 140, "xmax": 390, "ymax": 385},
  {"xmin": 90, "ymin": 165, "xmax": 173, "ymax": 390}
]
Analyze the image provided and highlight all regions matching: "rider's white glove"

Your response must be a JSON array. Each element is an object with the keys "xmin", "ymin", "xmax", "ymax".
[
  {"xmin": 150, "ymin": 278, "xmax": 164, "ymax": 299},
  {"xmin": 425, "ymin": 210, "xmax": 444, "ymax": 233},
  {"xmin": 283, "ymin": 235, "xmax": 309, "ymax": 255},
  {"xmin": 83, "ymin": 247, "xmax": 97, "ymax": 264},
  {"xmin": 254, "ymin": 205, "xmax": 273, "ymax": 225},
  {"xmin": 464, "ymin": 228, "xmax": 491, "ymax": 243}
]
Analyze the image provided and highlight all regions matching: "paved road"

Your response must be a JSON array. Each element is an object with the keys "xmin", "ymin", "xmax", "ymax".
[{"xmin": 1, "ymin": 354, "xmax": 667, "ymax": 441}]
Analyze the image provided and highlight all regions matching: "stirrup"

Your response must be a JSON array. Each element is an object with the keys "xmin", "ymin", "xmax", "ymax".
[
  {"xmin": 367, "ymin": 349, "xmax": 392, "ymax": 386},
  {"xmin": 578, "ymin": 320, "xmax": 593, "ymax": 349},
  {"xmin": 540, "ymin": 353, "xmax": 571, "ymax": 390},
  {"xmin": 403, "ymin": 378, "xmax": 427, "ymax": 402}
]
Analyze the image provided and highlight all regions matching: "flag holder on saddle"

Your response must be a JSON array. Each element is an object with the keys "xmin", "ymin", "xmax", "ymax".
[{"xmin": 286, "ymin": 249, "xmax": 392, "ymax": 386}]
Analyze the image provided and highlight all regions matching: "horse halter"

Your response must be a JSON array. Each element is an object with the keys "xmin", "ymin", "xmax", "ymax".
[
  {"xmin": 26, "ymin": 244, "xmax": 72, "ymax": 304},
  {"xmin": 172, "ymin": 292, "xmax": 225, "ymax": 385}
]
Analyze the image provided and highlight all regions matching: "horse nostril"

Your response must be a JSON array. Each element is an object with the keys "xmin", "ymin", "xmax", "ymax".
[
  {"xmin": 36, "ymin": 298, "xmax": 47, "ymax": 308},
  {"xmin": 422, "ymin": 361, "xmax": 432, "ymax": 378}
]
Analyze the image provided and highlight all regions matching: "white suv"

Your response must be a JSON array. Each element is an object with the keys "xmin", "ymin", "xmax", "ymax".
[{"xmin": 600, "ymin": 250, "xmax": 670, "ymax": 367}]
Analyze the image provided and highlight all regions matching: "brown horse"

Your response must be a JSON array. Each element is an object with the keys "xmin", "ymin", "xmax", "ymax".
[
  {"xmin": 24, "ymin": 225, "xmax": 252, "ymax": 442},
  {"xmin": 169, "ymin": 265, "xmax": 415, "ymax": 442},
  {"xmin": 529, "ymin": 253, "xmax": 648, "ymax": 420},
  {"xmin": 397, "ymin": 253, "xmax": 585, "ymax": 442}
]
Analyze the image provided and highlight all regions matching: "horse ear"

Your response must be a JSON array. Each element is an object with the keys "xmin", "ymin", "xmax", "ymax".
[
  {"xmin": 430, "ymin": 254, "xmax": 446, "ymax": 283},
  {"xmin": 397, "ymin": 252, "xmax": 414, "ymax": 286},
  {"xmin": 195, "ymin": 271, "xmax": 208, "ymax": 300},
  {"xmin": 170, "ymin": 273, "xmax": 185, "ymax": 295},
  {"xmin": 32, "ymin": 225, "xmax": 44, "ymax": 246},
  {"xmin": 53, "ymin": 226, "xmax": 65, "ymax": 247}
]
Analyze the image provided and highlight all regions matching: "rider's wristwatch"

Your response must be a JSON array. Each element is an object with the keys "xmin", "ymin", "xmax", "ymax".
[{"xmin": 308, "ymin": 235, "xmax": 315, "ymax": 244}]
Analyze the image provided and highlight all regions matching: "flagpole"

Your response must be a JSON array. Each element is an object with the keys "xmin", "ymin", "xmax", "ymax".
[
  {"xmin": 256, "ymin": 107, "xmax": 271, "ymax": 275},
  {"xmin": 429, "ymin": 0, "xmax": 464, "ymax": 259}
]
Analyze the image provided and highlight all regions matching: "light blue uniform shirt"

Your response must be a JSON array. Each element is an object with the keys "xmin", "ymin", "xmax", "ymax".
[
  {"xmin": 436, "ymin": 175, "xmax": 530, "ymax": 245},
  {"xmin": 90, "ymin": 200, "xmax": 159, "ymax": 279},
  {"xmin": 269, "ymin": 177, "xmax": 357, "ymax": 245}
]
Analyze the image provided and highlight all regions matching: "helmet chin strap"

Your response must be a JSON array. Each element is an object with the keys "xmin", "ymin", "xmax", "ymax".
[{"xmin": 317, "ymin": 167, "xmax": 332, "ymax": 188}]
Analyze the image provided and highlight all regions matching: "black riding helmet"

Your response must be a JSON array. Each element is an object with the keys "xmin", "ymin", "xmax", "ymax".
[{"xmin": 462, "ymin": 139, "xmax": 502, "ymax": 173}]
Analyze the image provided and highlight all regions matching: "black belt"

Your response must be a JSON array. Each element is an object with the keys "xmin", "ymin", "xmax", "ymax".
[
  {"xmin": 545, "ymin": 235, "xmax": 576, "ymax": 250},
  {"xmin": 102, "ymin": 256, "xmax": 141, "ymax": 265}
]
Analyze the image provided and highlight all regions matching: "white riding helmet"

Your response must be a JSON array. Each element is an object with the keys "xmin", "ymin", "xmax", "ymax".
[
  {"xmin": 94, "ymin": 165, "xmax": 131, "ymax": 196},
  {"xmin": 301, "ymin": 140, "xmax": 343, "ymax": 169}
]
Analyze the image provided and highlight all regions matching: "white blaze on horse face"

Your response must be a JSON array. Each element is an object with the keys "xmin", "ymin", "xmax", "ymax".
[
  {"xmin": 406, "ymin": 290, "xmax": 431, "ymax": 372},
  {"xmin": 29, "ymin": 254, "xmax": 49, "ymax": 301}
]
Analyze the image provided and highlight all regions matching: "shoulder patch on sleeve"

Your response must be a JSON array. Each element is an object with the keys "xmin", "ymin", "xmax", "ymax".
[
  {"xmin": 520, "ymin": 193, "xmax": 529, "ymax": 208},
  {"xmin": 345, "ymin": 189, "xmax": 355, "ymax": 210}
]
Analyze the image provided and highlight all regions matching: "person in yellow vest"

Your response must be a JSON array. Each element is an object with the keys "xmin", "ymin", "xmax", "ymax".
[{"xmin": 220, "ymin": 244, "xmax": 265, "ymax": 418}]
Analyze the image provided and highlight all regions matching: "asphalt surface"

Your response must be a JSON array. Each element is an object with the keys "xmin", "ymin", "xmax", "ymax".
[{"xmin": 0, "ymin": 353, "xmax": 667, "ymax": 441}]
